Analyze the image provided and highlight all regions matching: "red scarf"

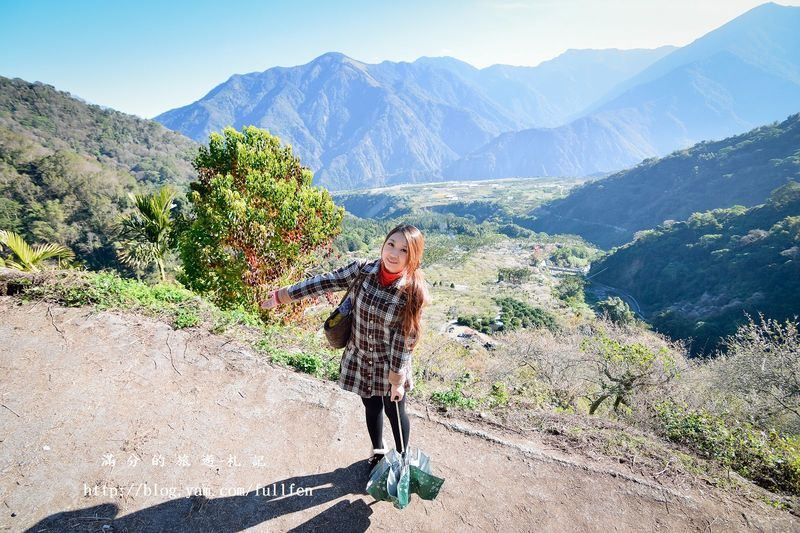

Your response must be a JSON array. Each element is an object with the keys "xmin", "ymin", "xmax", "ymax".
[{"xmin": 378, "ymin": 260, "xmax": 403, "ymax": 287}]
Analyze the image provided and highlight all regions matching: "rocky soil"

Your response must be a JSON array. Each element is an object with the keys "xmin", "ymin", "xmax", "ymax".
[{"xmin": 1, "ymin": 298, "xmax": 798, "ymax": 532}]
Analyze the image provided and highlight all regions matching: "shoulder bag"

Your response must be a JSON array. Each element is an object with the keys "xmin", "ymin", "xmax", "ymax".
[{"xmin": 324, "ymin": 266, "xmax": 368, "ymax": 349}]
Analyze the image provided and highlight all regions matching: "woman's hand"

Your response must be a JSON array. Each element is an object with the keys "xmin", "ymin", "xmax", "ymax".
[
  {"xmin": 260, "ymin": 287, "xmax": 289, "ymax": 310},
  {"xmin": 390, "ymin": 383, "xmax": 405, "ymax": 402},
  {"xmin": 388, "ymin": 369, "xmax": 406, "ymax": 401},
  {"xmin": 259, "ymin": 290, "xmax": 279, "ymax": 310}
]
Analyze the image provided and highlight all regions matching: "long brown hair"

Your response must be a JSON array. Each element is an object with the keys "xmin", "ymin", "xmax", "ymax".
[{"xmin": 382, "ymin": 223, "xmax": 430, "ymax": 348}]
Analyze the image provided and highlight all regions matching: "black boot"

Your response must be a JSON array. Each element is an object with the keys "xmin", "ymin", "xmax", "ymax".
[{"xmin": 367, "ymin": 453, "xmax": 384, "ymax": 472}]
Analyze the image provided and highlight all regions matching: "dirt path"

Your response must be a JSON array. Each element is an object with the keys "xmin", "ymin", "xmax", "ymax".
[{"xmin": 1, "ymin": 298, "xmax": 797, "ymax": 532}]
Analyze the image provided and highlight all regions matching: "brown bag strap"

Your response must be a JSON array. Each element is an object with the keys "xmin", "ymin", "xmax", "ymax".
[{"xmin": 352, "ymin": 269, "xmax": 367, "ymax": 302}]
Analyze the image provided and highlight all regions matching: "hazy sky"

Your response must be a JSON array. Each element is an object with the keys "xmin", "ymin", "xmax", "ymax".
[{"xmin": 2, "ymin": 0, "xmax": 798, "ymax": 118}]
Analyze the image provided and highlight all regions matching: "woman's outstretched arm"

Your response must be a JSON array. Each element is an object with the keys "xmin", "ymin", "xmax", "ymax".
[{"xmin": 261, "ymin": 258, "xmax": 366, "ymax": 309}]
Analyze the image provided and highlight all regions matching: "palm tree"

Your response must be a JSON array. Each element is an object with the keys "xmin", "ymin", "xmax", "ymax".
[
  {"xmin": 117, "ymin": 186, "xmax": 175, "ymax": 281},
  {"xmin": 0, "ymin": 230, "xmax": 75, "ymax": 271}
]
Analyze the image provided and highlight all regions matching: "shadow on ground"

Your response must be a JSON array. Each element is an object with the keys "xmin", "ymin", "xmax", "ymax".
[{"xmin": 25, "ymin": 461, "xmax": 376, "ymax": 532}]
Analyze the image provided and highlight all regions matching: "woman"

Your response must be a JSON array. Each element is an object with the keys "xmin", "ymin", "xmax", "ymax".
[{"xmin": 261, "ymin": 223, "xmax": 430, "ymax": 473}]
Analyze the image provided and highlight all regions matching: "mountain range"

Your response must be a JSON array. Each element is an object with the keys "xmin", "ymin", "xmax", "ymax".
[
  {"xmin": 155, "ymin": 49, "xmax": 673, "ymax": 190},
  {"xmin": 446, "ymin": 2, "xmax": 800, "ymax": 179},
  {"xmin": 155, "ymin": 2, "xmax": 800, "ymax": 191}
]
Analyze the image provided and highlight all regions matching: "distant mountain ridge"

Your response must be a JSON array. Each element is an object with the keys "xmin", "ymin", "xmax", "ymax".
[
  {"xmin": 155, "ymin": 48, "xmax": 673, "ymax": 190},
  {"xmin": 451, "ymin": 2, "xmax": 800, "ymax": 180},
  {"xmin": 586, "ymin": 1, "xmax": 800, "ymax": 111}
]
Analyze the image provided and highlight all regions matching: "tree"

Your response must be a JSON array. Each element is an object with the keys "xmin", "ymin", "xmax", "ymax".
[
  {"xmin": 178, "ymin": 126, "xmax": 344, "ymax": 312},
  {"xmin": 595, "ymin": 297, "xmax": 635, "ymax": 325},
  {"xmin": 581, "ymin": 331, "xmax": 678, "ymax": 415},
  {"xmin": 553, "ymin": 275, "xmax": 585, "ymax": 305},
  {"xmin": 498, "ymin": 328, "xmax": 587, "ymax": 410},
  {"xmin": 494, "ymin": 297, "xmax": 558, "ymax": 332},
  {"xmin": 768, "ymin": 180, "xmax": 800, "ymax": 208},
  {"xmin": 551, "ymin": 244, "xmax": 595, "ymax": 268},
  {"xmin": 498, "ymin": 267, "xmax": 532, "ymax": 284},
  {"xmin": 711, "ymin": 314, "xmax": 800, "ymax": 432},
  {"xmin": 0, "ymin": 230, "xmax": 74, "ymax": 271},
  {"xmin": 116, "ymin": 186, "xmax": 176, "ymax": 281}
]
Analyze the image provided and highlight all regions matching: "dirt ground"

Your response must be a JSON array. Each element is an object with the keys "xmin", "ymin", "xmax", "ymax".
[{"xmin": 1, "ymin": 298, "xmax": 798, "ymax": 532}]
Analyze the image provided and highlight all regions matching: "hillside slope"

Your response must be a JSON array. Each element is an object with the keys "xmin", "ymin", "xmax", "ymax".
[
  {"xmin": 588, "ymin": 182, "xmax": 800, "ymax": 354},
  {"xmin": 1, "ymin": 298, "xmax": 797, "ymax": 531},
  {"xmin": 528, "ymin": 113, "xmax": 800, "ymax": 249},
  {"xmin": 0, "ymin": 76, "xmax": 197, "ymax": 187},
  {"xmin": 0, "ymin": 76, "xmax": 198, "ymax": 268}
]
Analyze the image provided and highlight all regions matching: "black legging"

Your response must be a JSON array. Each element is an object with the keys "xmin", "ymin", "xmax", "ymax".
[{"xmin": 361, "ymin": 394, "xmax": 410, "ymax": 455}]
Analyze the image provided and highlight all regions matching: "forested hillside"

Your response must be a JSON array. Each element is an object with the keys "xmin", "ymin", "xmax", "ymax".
[
  {"xmin": 530, "ymin": 113, "xmax": 800, "ymax": 248},
  {"xmin": 590, "ymin": 181, "xmax": 800, "ymax": 354},
  {"xmin": 0, "ymin": 77, "xmax": 198, "ymax": 268}
]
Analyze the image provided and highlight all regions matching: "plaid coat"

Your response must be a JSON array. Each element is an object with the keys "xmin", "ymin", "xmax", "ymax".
[{"xmin": 287, "ymin": 258, "xmax": 416, "ymax": 398}]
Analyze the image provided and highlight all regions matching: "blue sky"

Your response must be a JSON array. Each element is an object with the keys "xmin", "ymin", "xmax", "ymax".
[{"xmin": 2, "ymin": 0, "xmax": 798, "ymax": 118}]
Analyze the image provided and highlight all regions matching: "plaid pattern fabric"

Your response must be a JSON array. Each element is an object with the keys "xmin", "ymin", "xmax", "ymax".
[{"xmin": 287, "ymin": 258, "xmax": 416, "ymax": 398}]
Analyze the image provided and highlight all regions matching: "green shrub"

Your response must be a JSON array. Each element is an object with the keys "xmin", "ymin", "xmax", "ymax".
[
  {"xmin": 595, "ymin": 296, "xmax": 636, "ymax": 325},
  {"xmin": 488, "ymin": 381, "xmax": 509, "ymax": 407},
  {"xmin": 550, "ymin": 243, "xmax": 596, "ymax": 268},
  {"xmin": 456, "ymin": 313, "xmax": 496, "ymax": 334},
  {"xmin": 497, "ymin": 267, "xmax": 532, "ymax": 284},
  {"xmin": 24, "ymin": 271, "xmax": 201, "ymax": 315},
  {"xmin": 322, "ymin": 356, "xmax": 341, "ymax": 381},
  {"xmin": 88, "ymin": 272, "xmax": 194, "ymax": 310},
  {"xmin": 431, "ymin": 374, "xmax": 478, "ymax": 409},
  {"xmin": 553, "ymin": 275, "xmax": 585, "ymax": 305},
  {"xmin": 21, "ymin": 271, "xmax": 280, "ymax": 335},
  {"xmin": 86, "ymin": 273, "xmax": 206, "ymax": 330},
  {"xmin": 287, "ymin": 353, "xmax": 324, "ymax": 375},
  {"xmin": 211, "ymin": 306, "xmax": 263, "ymax": 333},
  {"xmin": 261, "ymin": 345, "xmax": 335, "ymax": 378},
  {"xmin": 496, "ymin": 297, "xmax": 558, "ymax": 332},
  {"xmin": 173, "ymin": 308, "xmax": 200, "ymax": 329},
  {"xmin": 655, "ymin": 401, "xmax": 800, "ymax": 495}
]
